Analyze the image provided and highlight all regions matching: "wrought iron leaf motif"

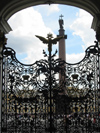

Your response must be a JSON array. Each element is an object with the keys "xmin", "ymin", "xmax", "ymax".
[{"xmin": 2, "ymin": 41, "xmax": 100, "ymax": 132}]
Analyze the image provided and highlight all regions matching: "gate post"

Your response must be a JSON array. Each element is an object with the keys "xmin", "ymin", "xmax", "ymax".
[
  {"xmin": 0, "ymin": 31, "xmax": 7, "ymax": 132},
  {"xmin": 96, "ymin": 28, "xmax": 100, "ymax": 116}
]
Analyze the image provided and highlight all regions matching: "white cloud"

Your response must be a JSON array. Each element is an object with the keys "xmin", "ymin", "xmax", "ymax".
[
  {"xmin": 8, "ymin": 7, "xmax": 53, "ymax": 37},
  {"xmin": 66, "ymin": 53, "xmax": 85, "ymax": 63},
  {"xmin": 40, "ymin": 4, "xmax": 60, "ymax": 16},
  {"xmin": 67, "ymin": 9, "xmax": 96, "ymax": 63},
  {"xmin": 6, "ymin": 6, "xmax": 96, "ymax": 64},
  {"xmin": 7, "ymin": 7, "xmax": 54, "ymax": 64},
  {"xmin": 52, "ymin": 52, "xmax": 85, "ymax": 64},
  {"xmin": 70, "ymin": 9, "xmax": 95, "ymax": 51}
]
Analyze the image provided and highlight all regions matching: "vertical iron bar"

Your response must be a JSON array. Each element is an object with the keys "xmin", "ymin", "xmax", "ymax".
[
  {"xmin": 35, "ymin": 103, "xmax": 36, "ymax": 133},
  {"xmin": 49, "ymin": 41, "xmax": 52, "ymax": 133},
  {"xmin": 99, "ymin": 41, "xmax": 100, "ymax": 109},
  {"xmin": 0, "ymin": 46, "xmax": 3, "ymax": 133},
  {"xmin": 98, "ymin": 41, "xmax": 100, "ymax": 132}
]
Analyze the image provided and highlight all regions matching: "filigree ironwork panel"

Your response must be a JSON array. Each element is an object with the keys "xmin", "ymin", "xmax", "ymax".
[{"xmin": 1, "ymin": 41, "xmax": 100, "ymax": 133}]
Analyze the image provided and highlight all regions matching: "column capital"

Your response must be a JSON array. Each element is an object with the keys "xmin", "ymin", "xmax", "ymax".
[
  {"xmin": 0, "ymin": 31, "xmax": 7, "ymax": 59},
  {"xmin": 92, "ymin": 14, "xmax": 100, "ymax": 31},
  {"xmin": 0, "ymin": 31, "xmax": 7, "ymax": 47},
  {"xmin": 57, "ymin": 35, "xmax": 67, "ymax": 39},
  {"xmin": 0, "ymin": 17, "xmax": 12, "ymax": 34},
  {"xmin": 96, "ymin": 26, "xmax": 100, "ymax": 42}
]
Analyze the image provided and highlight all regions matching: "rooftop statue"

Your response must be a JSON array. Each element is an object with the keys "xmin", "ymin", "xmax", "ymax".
[{"xmin": 59, "ymin": 14, "xmax": 64, "ymax": 29}]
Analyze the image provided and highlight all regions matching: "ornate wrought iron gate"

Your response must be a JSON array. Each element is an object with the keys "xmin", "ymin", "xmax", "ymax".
[{"xmin": 1, "ymin": 38, "xmax": 100, "ymax": 133}]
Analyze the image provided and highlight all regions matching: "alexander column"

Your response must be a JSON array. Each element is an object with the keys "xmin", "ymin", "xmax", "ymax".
[
  {"xmin": 58, "ymin": 15, "xmax": 67, "ymax": 61},
  {"xmin": 57, "ymin": 15, "xmax": 67, "ymax": 95}
]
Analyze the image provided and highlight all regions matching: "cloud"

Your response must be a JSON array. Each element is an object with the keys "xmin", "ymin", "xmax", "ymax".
[
  {"xmin": 47, "ymin": 52, "xmax": 85, "ymax": 64},
  {"xmin": 66, "ymin": 53, "xmax": 85, "ymax": 63},
  {"xmin": 7, "ymin": 7, "xmax": 54, "ymax": 64},
  {"xmin": 37, "ymin": 4, "xmax": 60, "ymax": 16},
  {"xmin": 70, "ymin": 9, "xmax": 95, "ymax": 51},
  {"xmin": 6, "ymin": 6, "xmax": 96, "ymax": 64},
  {"xmin": 66, "ymin": 9, "xmax": 96, "ymax": 63}
]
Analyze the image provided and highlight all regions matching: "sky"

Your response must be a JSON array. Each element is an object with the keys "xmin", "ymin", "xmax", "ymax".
[{"xmin": 6, "ymin": 4, "xmax": 96, "ymax": 64}]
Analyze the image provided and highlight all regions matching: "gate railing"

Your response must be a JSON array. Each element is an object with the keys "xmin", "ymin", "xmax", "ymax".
[{"xmin": 1, "ymin": 33, "xmax": 100, "ymax": 133}]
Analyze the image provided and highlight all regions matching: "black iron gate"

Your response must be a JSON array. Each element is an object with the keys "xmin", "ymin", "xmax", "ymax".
[{"xmin": 1, "ymin": 35, "xmax": 100, "ymax": 133}]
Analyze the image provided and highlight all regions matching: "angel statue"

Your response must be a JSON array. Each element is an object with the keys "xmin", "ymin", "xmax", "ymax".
[{"xmin": 35, "ymin": 33, "xmax": 64, "ymax": 52}]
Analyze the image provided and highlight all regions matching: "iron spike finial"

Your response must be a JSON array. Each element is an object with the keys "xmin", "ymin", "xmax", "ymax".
[
  {"xmin": 47, "ymin": 33, "xmax": 53, "ymax": 39},
  {"xmin": 59, "ymin": 14, "xmax": 64, "ymax": 20}
]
